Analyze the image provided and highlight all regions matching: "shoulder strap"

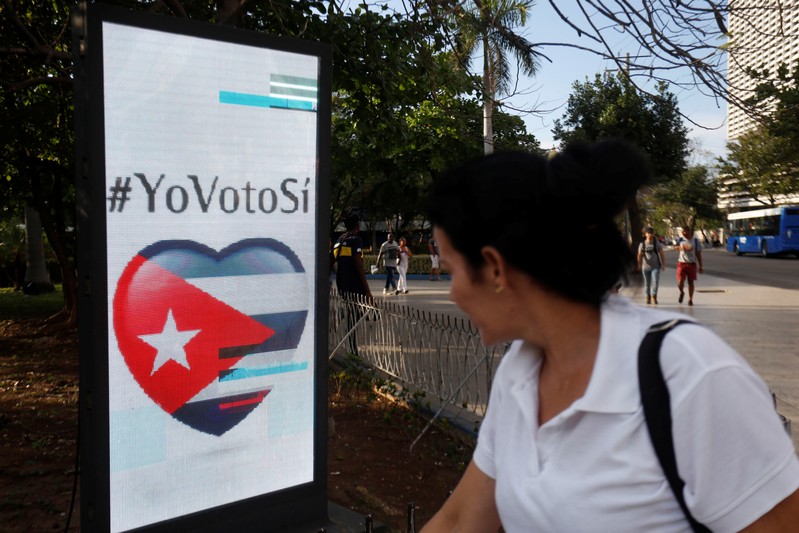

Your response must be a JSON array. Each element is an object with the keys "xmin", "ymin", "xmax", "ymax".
[{"xmin": 638, "ymin": 319, "xmax": 711, "ymax": 533}]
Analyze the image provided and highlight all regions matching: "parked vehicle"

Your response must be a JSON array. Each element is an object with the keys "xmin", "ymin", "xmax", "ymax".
[{"xmin": 726, "ymin": 206, "xmax": 799, "ymax": 257}]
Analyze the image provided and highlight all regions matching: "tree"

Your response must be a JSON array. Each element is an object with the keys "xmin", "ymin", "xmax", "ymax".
[
  {"xmin": 718, "ymin": 127, "xmax": 799, "ymax": 207},
  {"xmin": 0, "ymin": 220, "xmax": 26, "ymax": 289},
  {"xmin": 539, "ymin": 2, "xmax": 733, "ymax": 115},
  {"xmin": 717, "ymin": 60, "xmax": 799, "ymax": 206},
  {"xmin": 649, "ymin": 165, "xmax": 721, "ymax": 240},
  {"xmin": 324, "ymin": 4, "xmax": 543, "ymax": 239},
  {"xmin": 447, "ymin": 0, "xmax": 543, "ymax": 154},
  {"xmin": 2, "ymin": 1, "xmax": 545, "ymax": 316},
  {"xmin": 552, "ymin": 71, "xmax": 690, "ymax": 244},
  {"xmin": 391, "ymin": 1, "xmax": 777, "ymax": 130},
  {"xmin": 1, "ymin": 1, "xmax": 76, "ymax": 324},
  {"xmin": 22, "ymin": 206, "xmax": 53, "ymax": 294},
  {"xmin": 323, "ymin": 5, "xmax": 480, "ymax": 239},
  {"xmin": 746, "ymin": 58, "xmax": 799, "ymax": 162}
]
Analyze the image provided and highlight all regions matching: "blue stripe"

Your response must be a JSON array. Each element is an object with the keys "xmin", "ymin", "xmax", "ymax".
[
  {"xmin": 218, "ymin": 311, "xmax": 308, "ymax": 358},
  {"xmin": 172, "ymin": 389, "xmax": 271, "ymax": 436},
  {"xmin": 220, "ymin": 361, "xmax": 308, "ymax": 382},
  {"xmin": 142, "ymin": 239, "xmax": 306, "ymax": 277},
  {"xmin": 219, "ymin": 90, "xmax": 316, "ymax": 111}
]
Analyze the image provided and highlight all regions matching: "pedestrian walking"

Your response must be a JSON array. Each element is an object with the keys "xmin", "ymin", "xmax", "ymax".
[
  {"xmin": 332, "ymin": 212, "xmax": 372, "ymax": 355},
  {"xmin": 397, "ymin": 236, "xmax": 412, "ymax": 294},
  {"xmin": 428, "ymin": 235, "xmax": 441, "ymax": 281},
  {"xmin": 637, "ymin": 226, "xmax": 666, "ymax": 304},
  {"xmin": 376, "ymin": 233, "xmax": 400, "ymax": 295},
  {"xmin": 675, "ymin": 227, "xmax": 704, "ymax": 306}
]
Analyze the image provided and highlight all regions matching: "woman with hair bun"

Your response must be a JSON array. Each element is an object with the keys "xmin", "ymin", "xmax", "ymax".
[{"xmin": 421, "ymin": 139, "xmax": 799, "ymax": 532}]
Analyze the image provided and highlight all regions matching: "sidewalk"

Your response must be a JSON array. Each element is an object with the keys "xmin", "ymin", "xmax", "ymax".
[{"xmin": 366, "ymin": 273, "xmax": 799, "ymax": 451}]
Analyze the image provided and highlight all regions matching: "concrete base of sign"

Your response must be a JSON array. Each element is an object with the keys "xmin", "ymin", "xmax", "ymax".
[
  {"xmin": 327, "ymin": 501, "xmax": 388, "ymax": 532},
  {"xmin": 282, "ymin": 502, "xmax": 388, "ymax": 532}
]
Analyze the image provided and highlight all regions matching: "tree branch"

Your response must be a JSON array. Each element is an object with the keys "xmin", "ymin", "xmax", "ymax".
[{"xmin": 1, "ymin": 76, "xmax": 73, "ymax": 91}]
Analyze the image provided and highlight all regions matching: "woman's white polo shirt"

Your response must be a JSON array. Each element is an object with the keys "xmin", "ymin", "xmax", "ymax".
[{"xmin": 473, "ymin": 296, "xmax": 799, "ymax": 532}]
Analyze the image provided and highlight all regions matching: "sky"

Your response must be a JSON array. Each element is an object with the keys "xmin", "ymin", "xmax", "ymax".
[
  {"xmin": 367, "ymin": 0, "xmax": 730, "ymax": 164},
  {"xmin": 503, "ymin": 3, "xmax": 729, "ymax": 164}
]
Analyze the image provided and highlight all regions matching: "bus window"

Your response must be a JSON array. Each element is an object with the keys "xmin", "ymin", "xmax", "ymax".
[{"xmin": 763, "ymin": 215, "xmax": 779, "ymax": 236}]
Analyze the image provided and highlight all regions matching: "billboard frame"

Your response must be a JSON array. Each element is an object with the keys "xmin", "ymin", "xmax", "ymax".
[{"xmin": 73, "ymin": 4, "xmax": 332, "ymax": 531}]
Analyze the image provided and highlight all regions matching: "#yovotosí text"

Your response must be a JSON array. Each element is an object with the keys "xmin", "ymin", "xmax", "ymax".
[{"xmin": 108, "ymin": 173, "xmax": 312, "ymax": 214}]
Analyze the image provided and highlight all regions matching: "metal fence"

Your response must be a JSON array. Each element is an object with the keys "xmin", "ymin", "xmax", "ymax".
[{"xmin": 328, "ymin": 290, "xmax": 507, "ymax": 424}]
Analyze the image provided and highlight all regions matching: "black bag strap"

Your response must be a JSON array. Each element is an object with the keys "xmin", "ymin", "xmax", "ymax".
[{"xmin": 638, "ymin": 319, "xmax": 711, "ymax": 533}]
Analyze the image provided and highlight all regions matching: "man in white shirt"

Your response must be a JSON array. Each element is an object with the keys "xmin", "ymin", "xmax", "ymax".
[{"xmin": 674, "ymin": 228, "xmax": 703, "ymax": 306}]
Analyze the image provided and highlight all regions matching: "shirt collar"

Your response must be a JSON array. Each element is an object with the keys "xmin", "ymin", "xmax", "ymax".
[{"xmin": 573, "ymin": 295, "xmax": 642, "ymax": 415}]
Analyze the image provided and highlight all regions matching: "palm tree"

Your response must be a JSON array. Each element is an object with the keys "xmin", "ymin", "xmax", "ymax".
[{"xmin": 451, "ymin": 0, "xmax": 542, "ymax": 154}]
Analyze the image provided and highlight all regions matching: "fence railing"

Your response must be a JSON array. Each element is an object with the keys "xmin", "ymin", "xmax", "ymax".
[{"xmin": 328, "ymin": 290, "xmax": 507, "ymax": 425}]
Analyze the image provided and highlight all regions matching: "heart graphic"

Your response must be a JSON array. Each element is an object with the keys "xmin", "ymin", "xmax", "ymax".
[{"xmin": 113, "ymin": 239, "xmax": 309, "ymax": 435}]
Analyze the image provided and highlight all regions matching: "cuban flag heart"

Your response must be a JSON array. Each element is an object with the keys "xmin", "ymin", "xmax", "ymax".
[{"xmin": 113, "ymin": 238, "xmax": 308, "ymax": 436}]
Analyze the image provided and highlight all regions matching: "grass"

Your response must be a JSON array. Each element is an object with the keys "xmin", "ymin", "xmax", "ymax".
[{"xmin": 0, "ymin": 285, "xmax": 64, "ymax": 320}]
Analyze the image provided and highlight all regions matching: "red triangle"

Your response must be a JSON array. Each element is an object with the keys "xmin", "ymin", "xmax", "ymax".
[{"xmin": 114, "ymin": 255, "xmax": 274, "ymax": 413}]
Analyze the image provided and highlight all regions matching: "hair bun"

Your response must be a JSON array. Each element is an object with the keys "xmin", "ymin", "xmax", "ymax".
[{"xmin": 546, "ymin": 138, "xmax": 652, "ymax": 224}]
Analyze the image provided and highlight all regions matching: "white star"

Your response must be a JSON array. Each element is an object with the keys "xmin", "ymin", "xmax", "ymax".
[{"xmin": 139, "ymin": 309, "xmax": 201, "ymax": 375}]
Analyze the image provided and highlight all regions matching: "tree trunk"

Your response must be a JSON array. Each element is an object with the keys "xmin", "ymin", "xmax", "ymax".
[
  {"xmin": 23, "ymin": 206, "xmax": 54, "ymax": 294},
  {"xmin": 483, "ymin": 85, "xmax": 494, "ymax": 155},
  {"xmin": 39, "ymin": 214, "xmax": 77, "ymax": 327},
  {"xmin": 40, "ymin": 200, "xmax": 78, "ymax": 328},
  {"xmin": 482, "ymin": 36, "xmax": 494, "ymax": 155},
  {"xmin": 28, "ymin": 161, "xmax": 77, "ymax": 327},
  {"xmin": 627, "ymin": 197, "xmax": 643, "ymax": 250}
]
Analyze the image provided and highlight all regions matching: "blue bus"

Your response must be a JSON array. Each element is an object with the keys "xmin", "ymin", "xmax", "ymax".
[{"xmin": 726, "ymin": 206, "xmax": 799, "ymax": 257}]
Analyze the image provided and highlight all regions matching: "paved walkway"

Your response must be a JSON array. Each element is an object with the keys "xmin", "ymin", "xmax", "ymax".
[{"xmin": 367, "ymin": 272, "xmax": 799, "ymax": 450}]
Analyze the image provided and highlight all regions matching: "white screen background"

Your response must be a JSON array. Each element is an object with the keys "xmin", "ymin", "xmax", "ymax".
[{"xmin": 102, "ymin": 22, "xmax": 319, "ymax": 531}]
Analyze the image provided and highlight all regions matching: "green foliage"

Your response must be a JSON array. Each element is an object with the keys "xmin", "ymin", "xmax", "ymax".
[
  {"xmin": 330, "ymin": 356, "xmax": 436, "ymax": 430},
  {"xmin": 325, "ymin": 7, "xmax": 542, "ymax": 233},
  {"xmin": 444, "ymin": 0, "xmax": 542, "ymax": 153},
  {"xmin": 0, "ymin": 2, "xmax": 75, "ymax": 218},
  {"xmin": 748, "ymin": 60, "xmax": 799, "ymax": 157},
  {"xmin": 552, "ymin": 71, "xmax": 691, "ymax": 247},
  {"xmin": 553, "ymin": 73, "xmax": 690, "ymax": 184},
  {"xmin": 492, "ymin": 111, "xmax": 542, "ymax": 153},
  {"xmin": 718, "ymin": 128, "xmax": 799, "ymax": 206},
  {"xmin": 0, "ymin": 285, "xmax": 64, "ymax": 320},
  {"xmin": 717, "ymin": 61, "xmax": 799, "ymax": 205},
  {"xmin": 329, "ymin": 352, "xmax": 376, "ymax": 400},
  {"xmin": 1, "ymin": 2, "xmax": 78, "ymax": 321},
  {"xmin": 310, "ymin": 6, "xmax": 462, "ymax": 229},
  {"xmin": 450, "ymin": 0, "xmax": 541, "ymax": 96},
  {"xmin": 0, "ymin": 220, "xmax": 26, "ymax": 287},
  {"xmin": 649, "ymin": 165, "xmax": 721, "ymax": 235},
  {"xmin": 2, "ymin": 0, "xmax": 541, "ymax": 313}
]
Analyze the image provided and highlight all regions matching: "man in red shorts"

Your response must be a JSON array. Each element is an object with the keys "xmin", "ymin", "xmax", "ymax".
[{"xmin": 675, "ymin": 227, "xmax": 704, "ymax": 306}]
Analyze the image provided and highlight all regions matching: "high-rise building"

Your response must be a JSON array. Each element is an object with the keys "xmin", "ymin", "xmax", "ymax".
[{"xmin": 723, "ymin": 2, "xmax": 799, "ymax": 208}]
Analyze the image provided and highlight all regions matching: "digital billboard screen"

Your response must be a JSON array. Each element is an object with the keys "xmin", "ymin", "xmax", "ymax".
[{"xmin": 75, "ymin": 5, "xmax": 330, "ymax": 531}]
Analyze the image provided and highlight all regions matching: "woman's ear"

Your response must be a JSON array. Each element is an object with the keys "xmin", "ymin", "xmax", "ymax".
[{"xmin": 480, "ymin": 246, "xmax": 507, "ymax": 288}]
